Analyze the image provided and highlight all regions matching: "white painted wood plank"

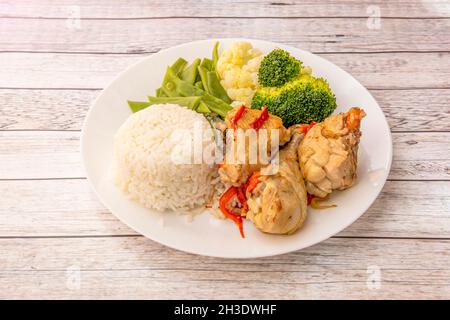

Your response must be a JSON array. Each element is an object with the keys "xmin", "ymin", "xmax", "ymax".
[
  {"xmin": 391, "ymin": 133, "xmax": 450, "ymax": 180},
  {"xmin": 0, "ymin": 89, "xmax": 99, "ymax": 130},
  {"xmin": 0, "ymin": 179, "xmax": 448, "ymax": 238},
  {"xmin": 377, "ymin": 89, "xmax": 450, "ymax": 132},
  {"xmin": 2, "ymin": 88, "xmax": 449, "ymax": 131},
  {"xmin": 1, "ymin": 237, "xmax": 449, "ymax": 299},
  {"xmin": 0, "ymin": 179, "xmax": 134, "ymax": 237},
  {"xmin": 1, "ymin": 52, "xmax": 449, "ymax": 90},
  {"xmin": 343, "ymin": 181, "xmax": 450, "ymax": 238},
  {"xmin": 0, "ymin": 131, "xmax": 85, "ymax": 179},
  {"xmin": 1, "ymin": 0, "xmax": 449, "ymax": 18},
  {"xmin": 0, "ymin": 53, "xmax": 137, "ymax": 89},
  {"xmin": 0, "ymin": 131, "xmax": 447, "ymax": 180},
  {"xmin": 1, "ymin": 17, "xmax": 448, "ymax": 53}
]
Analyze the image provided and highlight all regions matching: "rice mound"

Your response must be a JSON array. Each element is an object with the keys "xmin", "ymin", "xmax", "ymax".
[{"xmin": 113, "ymin": 104, "xmax": 216, "ymax": 212}]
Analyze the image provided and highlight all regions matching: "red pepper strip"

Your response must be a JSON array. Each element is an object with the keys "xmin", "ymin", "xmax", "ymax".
[
  {"xmin": 236, "ymin": 186, "xmax": 248, "ymax": 214},
  {"xmin": 251, "ymin": 106, "xmax": 269, "ymax": 130},
  {"xmin": 307, "ymin": 193, "xmax": 314, "ymax": 206},
  {"xmin": 246, "ymin": 171, "xmax": 261, "ymax": 193},
  {"xmin": 299, "ymin": 121, "xmax": 318, "ymax": 135},
  {"xmin": 298, "ymin": 124, "xmax": 309, "ymax": 135},
  {"xmin": 232, "ymin": 105, "xmax": 246, "ymax": 130},
  {"xmin": 219, "ymin": 186, "xmax": 245, "ymax": 238}
]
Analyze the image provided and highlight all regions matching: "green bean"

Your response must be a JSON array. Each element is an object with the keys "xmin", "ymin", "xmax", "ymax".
[
  {"xmin": 200, "ymin": 94, "xmax": 232, "ymax": 118},
  {"xmin": 201, "ymin": 42, "xmax": 231, "ymax": 103},
  {"xmin": 196, "ymin": 101, "xmax": 210, "ymax": 113},
  {"xmin": 161, "ymin": 67, "xmax": 182, "ymax": 97},
  {"xmin": 194, "ymin": 81, "xmax": 204, "ymax": 90},
  {"xmin": 198, "ymin": 64, "xmax": 231, "ymax": 104},
  {"xmin": 127, "ymin": 101, "xmax": 152, "ymax": 113},
  {"xmin": 147, "ymin": 96, "xmax": 202, "ymax": 109},
  {"xmin": 211, "ymin": 41, "xmax": 219, "ymax": 71},
  {"xmin": 181, "ymin": 58, "xmax": 200, "ymax": 84},
  {"xmin": 197, "ymin": 65, "xmax": 210, "ymax": 93},
  {"xmin": 129, "ymin": 42, "xmax": 233, "ymax": 117},
  {"xmin": 171, "ymin": 57, "xmax": 188, "ymax": 76},
  {"xmin": 163, "ymin": 68, "xmax": 202, "ymax": 97},
  {"xmin": 159, "ymin": 59, "xmax": 188, "ymax": 96},
  {"xmin": 200, "ymin": 58, "xmax": 213, "ymax": 71},
  {"xmin": 162, "ymin": 67, "xmax": 232, "ymax": 118},
  {"xmin": 195, "ymin": 72, "xmax": 202, "ymax": 83},
  {"xmin": 147, "ymin": 96, "xmax": 211, "ymax": 115},
  {"xmin": 155, "ymin": 87, "xmax": 166, "ymax": 97},
  {"xmin": 206, "ymin": 71, "xmax": 231, "ymax": 103}
]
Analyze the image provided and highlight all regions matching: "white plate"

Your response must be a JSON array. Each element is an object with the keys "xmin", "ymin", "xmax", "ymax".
[{"xmin": 81, "ymin": 38, "xmax": 392, "ymax": 258}]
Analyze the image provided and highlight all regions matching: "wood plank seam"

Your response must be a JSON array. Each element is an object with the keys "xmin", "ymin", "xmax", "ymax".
[{"xmin": 2, "ymin": 16, "xmax": 449, "ymax": 20}]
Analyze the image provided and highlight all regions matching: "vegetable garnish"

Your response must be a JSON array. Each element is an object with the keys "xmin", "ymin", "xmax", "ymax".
[
  {"xmin": 258, "ymin": 49, "xmax": 302, "ymax": 87},
  {"xmin": 128, "ymin": 41, "xmax": 233, "ymax": 117},
  {"xmin": 127, "ymin": 101, "xmax": 152, "ymax": 113},
  {"xmin": 251, "ymin": 106, "xmax": 269, "ymax": 130},
  {"xmin": 307, "ymin": 193, "xmax": 337, "ymax": 209},
  {"xmin": 236, "ymin": 186, "xmax": 248, "ymax": 214},
  {"xmin": 299, "ymin": 121, "xmax": 317, "ymax": 135},
  {"xmin": 229, "ymin": 171, "xmax": 262, "ymax": 222},
  {"xmin": 252, "ymin": 73, "xmax": 337, "ymax": 127},
  {"xmin": 346, "ymin": 107, "xmax": 365, "ymax": 131},
  {"xmin": 232, "ymin": 105, "xmax": 246, "ymax": 130},
  {"xmin": 219, "ymin": 172, "xmax": 262, "ymax": 236},
  {"xmin": 311, "ymin": 197, "xmax": 337, "ymax": 209},
  {"xmin": 246, "ymin": 171, "xmax": 261, "ymax": 193},
  {"xmin": 219, "ymin": 186, "xmax": 245, "ymax": 238}
]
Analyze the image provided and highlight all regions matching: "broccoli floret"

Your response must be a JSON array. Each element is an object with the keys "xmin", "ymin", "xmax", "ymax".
[
  {"xmin": 258, "ymin": 49, "xmax": 302, "ymax": 87},
  {"xmin": 252, "ymin": 74, "xmax": 337, "ymax": 127}
]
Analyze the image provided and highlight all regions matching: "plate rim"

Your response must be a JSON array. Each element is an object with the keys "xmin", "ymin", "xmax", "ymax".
[{"xmin": 81, "ymin": 38, "xmax": 393, "ymax": 258}]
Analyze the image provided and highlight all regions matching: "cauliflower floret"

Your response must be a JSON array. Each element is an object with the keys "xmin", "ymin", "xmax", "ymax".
[
  {"xmin": 243, "ymin": 56, "xmax": 263, "ymax": 73},
  {"xmin": 217, "ymin": 42, "xmax": 263, "ymax": 107}
]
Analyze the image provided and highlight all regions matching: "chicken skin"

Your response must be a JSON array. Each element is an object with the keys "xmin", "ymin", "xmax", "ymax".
[
  {"xmin": 219, "ymin": 106, "xmax": 290, "ymax": 186},
  {"xmin": 298, "ymin": 107, "xmax": 366, "ymax": 198},
  {"xmin": 246, "ymin": 132, "xmax": 307, "ymax": 235}
]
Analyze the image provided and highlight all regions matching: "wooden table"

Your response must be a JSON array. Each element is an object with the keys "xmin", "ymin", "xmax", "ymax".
[{"xmin": 1, "ymin": 0, "xmax": 449, "ymax": 299}]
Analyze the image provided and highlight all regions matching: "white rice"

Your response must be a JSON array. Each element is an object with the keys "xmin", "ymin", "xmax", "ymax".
[{"xmin": 112, "ymin": 104, "xmax": 217, "ymax": 212}]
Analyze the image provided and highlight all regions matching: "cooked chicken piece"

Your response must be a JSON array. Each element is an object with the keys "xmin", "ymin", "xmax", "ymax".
[
  {"xmin": 225, "ymin": 107, "xmax": 287, "ymax": 132},
  {"xmin": 298, "ymin": 107, "xmax": 366, "ymax": 198},
  {"xmin": 219, "ymin": 106, "xmax": 290, "ymax": 186},
  {"xmin": 246, "ymin": 133, "xmax": 308, "ymax": 235}
]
